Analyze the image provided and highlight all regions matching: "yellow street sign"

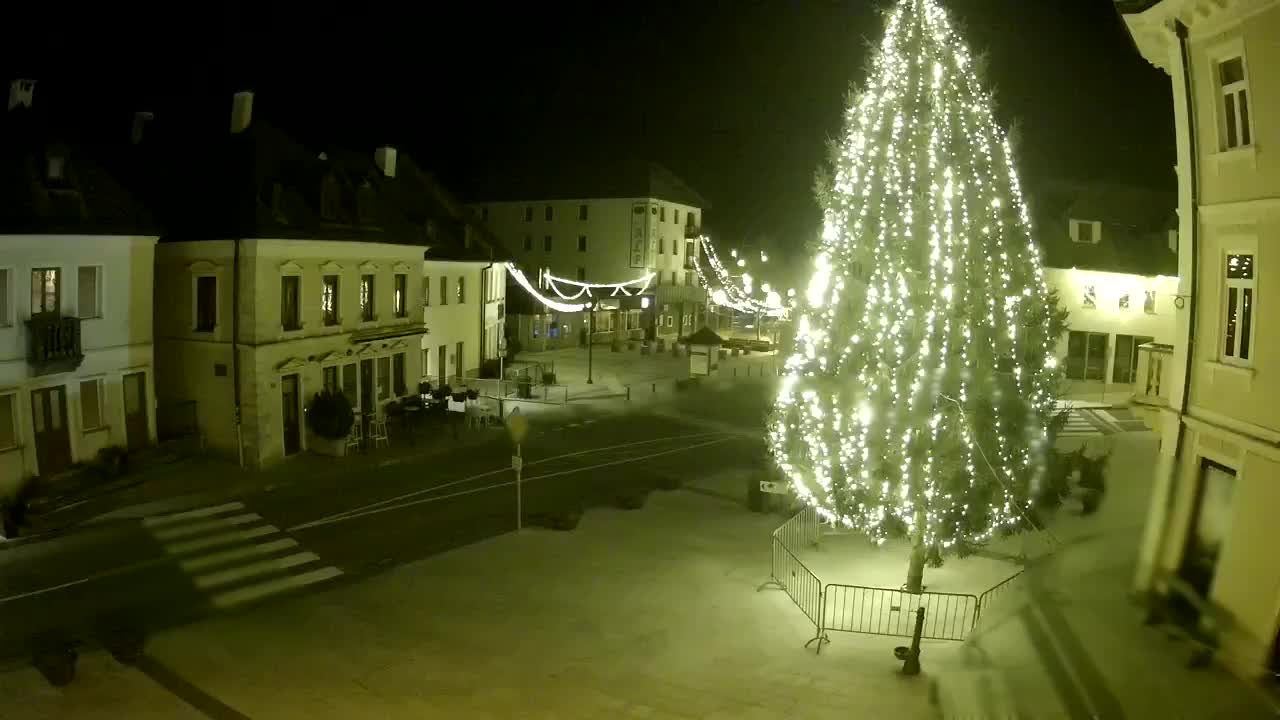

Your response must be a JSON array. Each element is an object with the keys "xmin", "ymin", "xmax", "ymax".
[{"xmin": 506, "ymin": 407, "xmax": 529, "ymax": 444}]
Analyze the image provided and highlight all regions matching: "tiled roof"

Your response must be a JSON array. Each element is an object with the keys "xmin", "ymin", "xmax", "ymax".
[
  {"xmin": 1030, "ymin": 180, "xmax": 1177, "ymax": 277},
  {"xmin": 466, "ymin": 154, "xmax": 709, "ymax": 210}
]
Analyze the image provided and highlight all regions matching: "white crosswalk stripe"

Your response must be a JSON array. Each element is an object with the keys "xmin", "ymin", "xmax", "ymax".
[{"xmin": 144, "ymin": 503, "xmax": 342, "ymax": 611}]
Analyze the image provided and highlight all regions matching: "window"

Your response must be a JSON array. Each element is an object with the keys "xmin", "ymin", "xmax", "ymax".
[
  {"xmin": 1223, "ymin": 253, "xmax": 1255, "ymax": 364},
  {"xmin": 440, "ymin": 276, "xmax": 449, "ymax": 306},
  {"xmin": 195, "ymin": 275, "xmax": 216, "ymax": 331},
  {"xmin": 31, "ymin": 267, "xmax": 60, "ymax": 314},
  {"xmin": 670, "ymin": 271, "xmax": 678, "ymax": 285},
  {"xmin": 1218, "ymin": 56, "xmax": 1252, "ymax": 150},
  {"xmin": 377, "ymin": 356, "xmax": 391, "ymax": 400},
  {"xmin": 46, "ymin": 154, "xmax": 65, "ymax": 182},
  {"xmin": 524, "ymin": 206, "xmax": 533, "ymax": 222},
  {"xmin": 544, "ymin": 205, "xmax": 553, "ymax": 221},
  {"xmin": 342, "ymin": 364, "xmax": 357, "ymax": 408},
  {"xmin": 578, "ymin": 235, "xmax": 587, "ymax": 252},
  {"xmin": 1065, "ymin": 331, "xmax": 1108, "ymax": 381},
  {"xmin": 393, "ymin": 353, "xmax": 406, "ymax": 396},
  {"xmin": 1118, "ymin": 292, "xmax": 1130, "ymax": 311},
  {"xmin": 688, "ymin": 212, "xmax": 698, "ymax": 228},
  {"xmin": 523, "ymin": 234, "xmax": 533, "ymax": 251},
  {"xmin": 80, "ymin": 379, "xmax": 104, "ymax": 430},
  {"xmin": 0, "ymin": 393, "xmax": 15, "ymax": 450},
  {"xmin": 394, "ymin": 273, "xmax": 408, "ymax": 318},
  {"xmin": 457, "ymin": 276, "xmax": 466, "ymax": 304},
  {"xmin": 658, "ymin": 238, "xmax": 665, "ymax": 254},
  {"xmin": 544, "ymin": 235, "xmax": 552, "ymax": 252},
  {"xmin": 666, "ymin": 315, "xmax": 673, "ymax": 328},
  {"xmin": 577, "ymin": 267, "xmax": 586, "ymax": 282},
  {"xmin": 423, "ymin": 276, "xmax": 430, "ymax": 308},
  {"xmin": 685, "ymin": 272, "xmax": 693, "ymax": 287},
  {"xmin": 77, "ymin": 266, "xmax": 101, "ymax": 319},
  {"xmin": 281, "ymin": 275, "xmax": 301, "ymax": 330},
  {"xmin": 321, "ymin": 275, "xmax": 339, "ymax": 326},
  {"xmin": 674, "ymin": 209, "xmax": 680, "ymax": 225},
  {"xmin": 578, "ymin": 204, "xmax": 588, "ymax": 221},
  {"xmin": 360, "ymin": 274, "xmax": 375, "ymax": 322},
  {"xmin": 1070, "ymin": 220, "xmax": 1099, "ymax": 244},
  {"xmin": 660, "ymin": 206, "xmax": 666, "ymax": 222},
  {"xmin": 323, "ymin": 365, "xmax": 338, "ymax": 393},
  {"xmin": 1082, "ymin": 284, "xmax": 1096, "ymax": 309},
  {"xmin": 1144, "ymin": 290, "xmax": 1157, "ymax": 315},
  {"xmin": 0, "ymin": 268, "xmax": 8, "ymax": 326}
]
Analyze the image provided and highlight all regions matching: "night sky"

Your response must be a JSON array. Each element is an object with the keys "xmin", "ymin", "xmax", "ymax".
[{"xmin": 21, "ymin": 0, "xmax": 1171, "ymax": 268}]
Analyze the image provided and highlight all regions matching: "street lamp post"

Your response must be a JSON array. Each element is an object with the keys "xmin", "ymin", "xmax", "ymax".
[{"xmin": 587, "ymin": 300, "xmax": 596, "ymax": 384}]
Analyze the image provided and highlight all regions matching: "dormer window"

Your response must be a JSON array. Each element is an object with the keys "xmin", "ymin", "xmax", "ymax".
[
  {"xmin": 1070, "ymin": 219, "xmax": 1100, "ymax": 244},
  {"xmin": 46, "ymin": 154, "xmax": 65, "ymax": 181}
]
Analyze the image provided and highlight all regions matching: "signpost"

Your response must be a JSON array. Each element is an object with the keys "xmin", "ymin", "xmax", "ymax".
[
  {"xmin": 759, "ymin": 480, "xmax": 788, "ymax": 495},
  {"xmin": 506, "ymin": 408, "xmax": 529, "ymax": 531}
]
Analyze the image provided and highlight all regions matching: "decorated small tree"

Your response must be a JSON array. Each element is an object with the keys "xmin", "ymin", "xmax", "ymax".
[{"xmin": 770, "ymin": 0, "xmax": 1067, "ymax": 593}]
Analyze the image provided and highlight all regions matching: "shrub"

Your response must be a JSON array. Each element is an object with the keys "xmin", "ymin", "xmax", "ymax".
[
  {"xmin": 466, "ymin": 388, "xmax": 479, "ymax": 401},
  {"xmin": 95, "ymin": 446, "xmax": 129, "ymax": 479},
  {"xmin": 504, "ymin": 337, "xmax": 522, "ymax": 362},
  {"xmin": 306, "ymin": 390, "xmax": 355, "ymax": 440},
  {"xmin": 617, "ymin": 489, "xmax": 648, "ymax": 510}
]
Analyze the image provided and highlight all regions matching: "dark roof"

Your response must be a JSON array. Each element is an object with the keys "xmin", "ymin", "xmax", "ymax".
[
  {"xmin": 467, "ymin": 154, "xmax": 709, "ymax": 209},
  {"xmin": 394, "ymin": 153, "xmax": 512, "ymax": 263},
  {"xmin": 1030, "ymin": 180, "xmax": 1177, "ymax": 276},
  {"xmin": 1114, "ymin": 0, "xmax": 1165, "ymax": 13},
  {"xmin": 682, "ymin": 326, "xmax": 724, "ymax": 346},
  {"xmin": 0, "ymin": 103, "xmax": 157, "ymax": 235}
]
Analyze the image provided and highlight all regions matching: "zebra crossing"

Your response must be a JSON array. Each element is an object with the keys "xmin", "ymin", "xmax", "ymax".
[
  {"xmin": 1053, "ymin": 401, "xmax": 1123, "ymax": 439},
  {"xmin": 143, "ymin": 502, "xmax": 342, "ymax": 610}
]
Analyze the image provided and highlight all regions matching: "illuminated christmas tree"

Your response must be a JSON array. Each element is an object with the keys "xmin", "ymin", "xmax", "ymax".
[{"xmin": 769, "ymin": 0, "xmax": 1066, "ymax": 593}]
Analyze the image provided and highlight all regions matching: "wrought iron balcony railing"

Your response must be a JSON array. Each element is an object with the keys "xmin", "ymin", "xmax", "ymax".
[{"xmin": 26, "ymin": 312, "xmax": 83, "ymax": 375}]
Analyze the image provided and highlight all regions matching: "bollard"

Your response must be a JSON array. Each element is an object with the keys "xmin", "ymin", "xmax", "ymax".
[{"xmin": 900, "ymin": 607, "xmax": 925, "ymax": 676}]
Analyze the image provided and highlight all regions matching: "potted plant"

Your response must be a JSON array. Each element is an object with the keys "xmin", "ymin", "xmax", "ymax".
[
  {"xmin": 306, "ymin": 390, "xmax": 355, "ymax": 457},
  {"xmin": 466, "ymin": 388, "xmax": 479, "ymax": 401}
]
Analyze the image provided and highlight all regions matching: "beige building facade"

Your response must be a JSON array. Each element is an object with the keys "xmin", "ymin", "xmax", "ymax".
[{"xmin": 1119, "ymin": 0, "xmax": 1280, "ymax": 681}]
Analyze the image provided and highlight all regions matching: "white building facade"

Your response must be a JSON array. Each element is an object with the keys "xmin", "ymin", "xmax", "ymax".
[
  {"xmin": 1119, "ymin": 0, "xmax": 1280, "ymax": 682},
  {"xmin": 421, "ymin": 259, "xmax": 506, "ymax": 387},
  {"xmin": 1, "ymin": 235, "xmax": 159, "ymax": 491}
]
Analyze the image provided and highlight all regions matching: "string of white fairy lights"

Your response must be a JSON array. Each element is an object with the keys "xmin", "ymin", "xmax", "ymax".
[
  {"xmin": 505, "ymin": 262, "xmax": 654, "ymax": 313},
  {"xmin": 692, "ymin": 235, "xmax": 789, "ymax": 318}
]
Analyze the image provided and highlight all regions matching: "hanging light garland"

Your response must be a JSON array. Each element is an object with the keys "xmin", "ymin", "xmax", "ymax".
[
  {"xmin": 506, "ymin": 263, "xmax": 656, "ymax": 313},
  {"xmin": 693, "ymin": 236, "xmax": 788, "ymax": 318}
]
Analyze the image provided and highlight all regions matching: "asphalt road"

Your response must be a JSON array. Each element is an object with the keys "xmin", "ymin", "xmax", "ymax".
[{"xmin": 0, "ymin": 385, "xmax": 773, "ymax": 666}]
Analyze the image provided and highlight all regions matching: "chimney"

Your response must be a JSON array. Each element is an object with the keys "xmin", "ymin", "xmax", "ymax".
[
  {"xmin": 374, "ymin": 146, "xmax": 397, "ymax": 178},
  {"xmin": 230, "ymin": 91, "xmax": 254, "ymax": 134},
  {"xmin": 132, "ymin": 111, "xmax": 154, "ymax": 145},
  {"xmin": 8, "ymin": 79, "xmax": 35, "ymax": 111}
]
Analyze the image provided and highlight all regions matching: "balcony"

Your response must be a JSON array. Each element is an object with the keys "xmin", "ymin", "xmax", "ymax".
[
  {"xmin": 26, "ymin": 312, "xmax": 83, "ymax": 375},
  {"xmin": 1133, "ymin": 342, "xmax": 1174, "ymax": 423}
]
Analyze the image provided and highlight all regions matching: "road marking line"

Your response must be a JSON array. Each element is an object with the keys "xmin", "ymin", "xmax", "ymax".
[
  {"xmin": 152, "ymin": 513, "xmax": 262, "ymax": 541},
  {"xmin": 164, "ymin": 526, "xmax": 279, "ymax": 555},
  {"xmin": 0, "ymin": 576, "xmax": 91, "ymax": 604},
  {"xmin": 194, "ymin": 552, "xmax": 320, "ymax": 589},
  {"xmin": 210, "ymin": 566, "xmax": 343, "ymax": 609},
  {"xmin": 296, "ymin": 430, "xmax": 732, "ymax": 528},
  {"xmin": 143, "ymin": 502, "xmax": 246, "ymax": 528},
  {"xmin": 291, "ymin": 435, "xmax": 738, "ymax": 531},
  {"xmin": 180, "ymin": 538, "xmax": 300, "ymax": 572}
]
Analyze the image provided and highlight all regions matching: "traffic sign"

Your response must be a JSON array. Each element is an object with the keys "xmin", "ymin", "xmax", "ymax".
[
  {"xmin": 511, "ymin": 455, "xmax": 523, "ymax": 472},
  {"xmin": 760, "ymin": 480, "xmax": 788, "ymax": 495},
  {"xmin": 506, "ymin": 407, "xmax": 529, "ymax": 444}
]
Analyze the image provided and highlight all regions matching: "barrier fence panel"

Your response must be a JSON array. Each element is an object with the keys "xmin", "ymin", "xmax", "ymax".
[
  {"xmin": 822, "ymin": 584, "xmax": 978, "ymax": 642},
  {"xmin": 975, "ymin": 569, "xmax": 1025, "ymax": 626},
  {"xmin": 766, "ymin": 536, "xmax": 825, "ymax": 640},
  {"xmin": 775, "ymin": 505, "xmax": 819, "ymax": 550}
]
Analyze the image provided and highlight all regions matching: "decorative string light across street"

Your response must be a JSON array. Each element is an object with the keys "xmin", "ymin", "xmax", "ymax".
[{"xmin": 505, "ymin": 263, "xmax": 654, "ymax": 312}]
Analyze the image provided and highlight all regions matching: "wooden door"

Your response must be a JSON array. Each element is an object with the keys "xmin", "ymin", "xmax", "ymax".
[
  {"xmin": 281, "ymin": 374, "xmax": 301, "ymax": 456},
  {"xmin": 123, "ymin": 372, "xmax": 149, "ymax": 451},
  {"xmin": 31, "ymin": 386, "xmax": 71, "ymax": 476}
]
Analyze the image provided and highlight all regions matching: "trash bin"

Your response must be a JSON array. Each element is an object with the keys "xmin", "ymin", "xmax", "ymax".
[{"xmin": 518, "ymin": 376, "xmax": 533, "ymax": 399}]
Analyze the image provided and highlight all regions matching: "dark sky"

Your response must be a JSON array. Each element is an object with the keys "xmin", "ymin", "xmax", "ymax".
[{"xmin": 20, "ymin": 0, "xmax": 1172, "ymax": 267}]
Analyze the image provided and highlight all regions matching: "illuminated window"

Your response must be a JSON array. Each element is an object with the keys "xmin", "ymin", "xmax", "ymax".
[
  {"xmin": 394, "ymin": 273, "xmax": 407, "ymax": 317},
  {"xmin": 360, "ymin": 274, "xmax": 375, "ymax": 321},
  {"xmin": 1082, "ymin": 285, "xmax": 1096, "ymax": 309},
  {"xmin": 456, "ymin": 276, "xmax": 465, "ymax": 304},
  {"xmin": 322, "ymin": 275, "xmax": 339, "ymax": 325},
  {"xmin": 1223, "ymin": 253, "xmax": 1255, "ymax": 364},
  {"xmin": 31, "ymin": 267, "xmax": 60, "ymax": 314}
]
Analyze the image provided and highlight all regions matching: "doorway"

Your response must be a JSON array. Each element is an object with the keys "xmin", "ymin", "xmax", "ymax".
[
  {"xmin": 123, "ymin": 372, "xmax": 149, "ymax": 451},
  {"xmin": 1177, "ymin": 459, "xmax": 1235, "ymax": 616},
  {"xmin": 1065, "ymin": 331, "xmax": 1108, "ymax": 381},
  {"xmin": 455, "ymin": 341, "xmax": 464, "ymax": 382},
  {"xmin": 437, "ymin": 345, "xmax": 447, "ymax": 387},
  {"xmin": 1113, "ymin": 334, "xmax": 1155, "ymax": 384},
  {"xmin": 31, "ymin": 386, "xmax": 71, "ymax": 476},
  {"xmin": 281, "ymin": 374, "xmax": 301, "ymax": 456}
]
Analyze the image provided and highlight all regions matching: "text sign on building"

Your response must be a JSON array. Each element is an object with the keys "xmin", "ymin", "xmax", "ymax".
[{"xmin": 630, "ymin": 203, "xmax": 648, "ymax": 268}]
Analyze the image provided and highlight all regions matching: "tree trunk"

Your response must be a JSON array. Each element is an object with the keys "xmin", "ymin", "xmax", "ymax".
[{"xmin": 904, "ymin": 507, "xmax": 927, "ymax": 594}]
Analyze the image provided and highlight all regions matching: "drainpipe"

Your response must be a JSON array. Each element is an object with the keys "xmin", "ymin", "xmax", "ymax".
[
  {"xmin": 480, "ymin": 253, "xmax": 495, "ymax": 395},
  {"xmin": 1146, "ymin": 19, "xmax": 1200, "ymax": 590},
  {"xmin": 232, "ymin": 237, "xmax": 244, "ymax": 468}
]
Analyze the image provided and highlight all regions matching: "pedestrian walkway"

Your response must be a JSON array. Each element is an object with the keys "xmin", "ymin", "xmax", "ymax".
[{"xmin": 142, "ymin": 502, "xmax": 342, "ymax": 611}]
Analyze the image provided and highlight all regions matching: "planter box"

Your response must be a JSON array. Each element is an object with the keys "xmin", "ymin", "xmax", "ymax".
[{"xmin": 308, "ymin": 432, "xmax": 347, "ymax": 457}]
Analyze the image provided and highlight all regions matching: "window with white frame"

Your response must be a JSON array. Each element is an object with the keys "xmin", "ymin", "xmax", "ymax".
[
  {"xmin": 77, "ymin": 266, "xmax": 102, "ymax": 319},
  {"xmin": 0, "ymin": 268, "xmax": 10, "ymax": 326},
  {"xmin": 31, "ymin": 267, "xmax": 60, "ymax": 314},
  {"xmin": 0, "ymin": 393, "xmax": 16, "ymax": 450},
  {"xmin": 1070, "ymin": 220, "xmax": 1100, "ymax": 244},
  {"xmin": 80, "ymin": 378, "xmax": 105, "ymax": 431},
  {"xmin": 377, "ymin": 356, "xmax": 391, "ymax": 400},
  {"xmin": 1217, "ymin": 55, "xmax": 1253, "ymax": 150},
  {"xmin": 456, "ymin": 276, "xmax": 465, "ymax": 304},
  {"xmin": 1223, "ymin": 253, "xmax": 1255, "ymax": 364}
]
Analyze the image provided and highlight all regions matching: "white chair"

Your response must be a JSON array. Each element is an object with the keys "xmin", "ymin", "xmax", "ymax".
[
  {"xmin": 346, "ymin": 419, "xmax": 363, "ymax": 454},
  {"xmin": 368, "ymin": 412, "xmax": 390, "ymax": 449}
]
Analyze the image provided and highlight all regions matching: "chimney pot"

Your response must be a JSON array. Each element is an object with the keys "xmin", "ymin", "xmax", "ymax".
[
  {"xmin": 375, "ymin": 146, "xmax": 397, "ymax": 178},
  {"xmin": 230, "ymin": 91, "xmax": 254, "ymax": 134},
  {"xmin": 8, "ymin": 79, "xmax": 35, "ymax": 111}
]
